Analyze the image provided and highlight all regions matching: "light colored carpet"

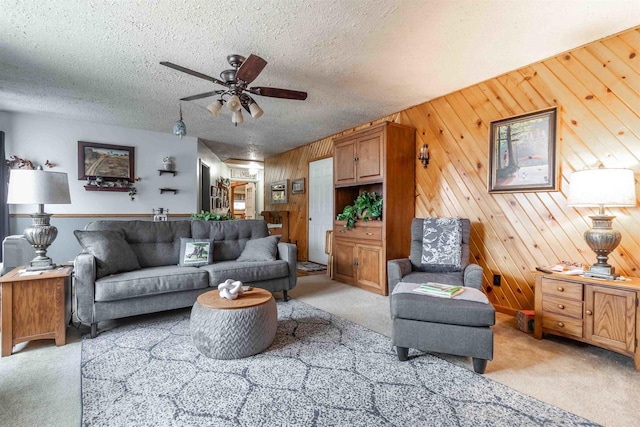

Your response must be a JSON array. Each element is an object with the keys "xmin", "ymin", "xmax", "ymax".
[
  {"xmin": 1, "ymin": 274, "xmax": 639, "ymax": 426},
  {"xmin": 81, "ymin": 299, "xmax": 595, "ymax": 426}
]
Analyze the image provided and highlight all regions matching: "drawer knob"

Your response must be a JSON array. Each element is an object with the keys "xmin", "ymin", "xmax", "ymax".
[
  {"xmin": 586, "ymin": 310, "xmax": 593, "ymax": 316},
  {"xmin": 339, "ymin": 230, "xmax": 346, "ymax": 233},
  {"xmin": 366, "ymin": 232, "xmax": 373, "ymax": 236},
  {"xmin": 557, "ymin": 287, "xmax": 564, "ymax": 292},
  {"xmin": 558, "ymin": 304, "xmax": 565, "ymax": 309},
  {"xmin": 558, "ymin": 322, "xmax": 564, "ymax": 327}
]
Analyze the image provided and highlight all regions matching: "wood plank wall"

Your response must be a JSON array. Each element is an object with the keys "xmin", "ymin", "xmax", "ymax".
[{"xmin": 265, "ymin": 27, "xmax": 640, "ymax": 314}]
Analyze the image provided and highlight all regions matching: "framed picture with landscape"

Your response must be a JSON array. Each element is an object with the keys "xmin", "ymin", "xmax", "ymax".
[
  {"xmin": 78, "ymin": 141, "xmax": 135, "ymax": 181},
  {"xmin": 488, "ymin": 108, "xmax": 557, "ymax": 193},
  {"xmin": 291, "ymin": 178, "xmax": 305, "ymax": 194}
]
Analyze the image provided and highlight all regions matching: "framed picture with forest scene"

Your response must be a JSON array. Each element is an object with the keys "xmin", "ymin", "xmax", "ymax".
[{"xmin": 488, "ymin": 108, "xmax": 557, "ymax": 193}]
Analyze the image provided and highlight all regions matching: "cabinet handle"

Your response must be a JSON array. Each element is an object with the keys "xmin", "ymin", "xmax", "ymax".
[
  {"xmin": 365, "ymin": 232, "xmax": 373, "ymax": 236},
  {"xmin": 557, "ymin": 287, "xmax": 564, "ymax": 292},
  {"xmin": 558, "ymin": 304, "xmax": 565, "ymax": 309},
  {"xmin": 586, "ymin": 310, "xmax": 593, "ymax": 316},
  {"xmin": 557, "ymin": 322, "xmax": 564, "ymax": 327},
  {"xmin": 353, "ymin": 156, "xmax": 359, "ymax": 162},
  {"xmin": 339, "ymin": 230, "xmax": 346, "ymax": 233}
]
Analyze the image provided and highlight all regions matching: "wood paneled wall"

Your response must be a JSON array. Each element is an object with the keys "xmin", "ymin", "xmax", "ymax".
[{"xmin": 265, "ymin": 27, "xmax": 640, "ymax": 314}]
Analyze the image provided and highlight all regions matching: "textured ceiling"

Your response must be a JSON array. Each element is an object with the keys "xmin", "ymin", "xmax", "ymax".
[{"xmin": 0, "ymin": 0, "xmax": 637, "ymax": 161}]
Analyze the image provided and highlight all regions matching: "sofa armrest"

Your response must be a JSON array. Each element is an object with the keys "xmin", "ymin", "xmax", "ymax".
[
  {"xmin": 387, "ymin": 258, "xmax": 412, "ymax": 292},
  {"xmin": 277, "ymin": 242, "xmax": 297, "ymax": 289},
  {"xmin": 74, "ymin": 251, "xmax": 97, "ymax": 325},
  {"xmin": 463, "ymin": 263, "xmax": 483, "ymax": 290}
]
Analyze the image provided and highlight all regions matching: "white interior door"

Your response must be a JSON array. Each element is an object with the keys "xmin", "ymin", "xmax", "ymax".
[
  {"xmin": 245, "ymin": 183, "xmax": 255, "ymax": 219},
  {"xmin": 308, "ymin": 157, "xmax": 334, "ymax": 264}
]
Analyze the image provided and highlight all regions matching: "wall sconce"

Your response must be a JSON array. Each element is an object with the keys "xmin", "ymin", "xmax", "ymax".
[{"xmin": 418, "ymin": 144, "xmax": 430, "ymax": 168}]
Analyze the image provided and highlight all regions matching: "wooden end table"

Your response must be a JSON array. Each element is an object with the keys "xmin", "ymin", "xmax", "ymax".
[{"xmin": 1, "ymin": 266, "xmax": 72, "ymax": 357}]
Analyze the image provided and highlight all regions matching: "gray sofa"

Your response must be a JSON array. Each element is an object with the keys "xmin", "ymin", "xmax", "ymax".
[{"xmin": 74, "ymin": 219, "xmax": 297, "ymax": 337}]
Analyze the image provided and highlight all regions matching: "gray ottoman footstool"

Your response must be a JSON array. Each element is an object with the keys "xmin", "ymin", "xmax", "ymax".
[{"xmin": 190, "ymin": 288, "xmax": 277, "ymax": 359}]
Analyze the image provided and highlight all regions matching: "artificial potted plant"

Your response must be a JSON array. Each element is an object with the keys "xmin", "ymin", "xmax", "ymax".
[{"xmin": 337, "ymin": 191, "xmax": 383, "ymax": 230}]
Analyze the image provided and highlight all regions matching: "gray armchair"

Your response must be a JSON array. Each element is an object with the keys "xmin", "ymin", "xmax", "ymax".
[{"xmin": 387, "ymin": 218, "xmax": 495, "ymax": 373}]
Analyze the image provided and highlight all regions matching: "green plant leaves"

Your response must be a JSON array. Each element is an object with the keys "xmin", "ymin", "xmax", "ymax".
[{"xmin": 337, "ymin": 191, "xmax": 383, "ymax": 230}]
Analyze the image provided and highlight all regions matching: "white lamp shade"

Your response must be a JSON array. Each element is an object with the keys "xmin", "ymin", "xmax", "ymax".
[
  {"xmin": 567, "ymin": 168, "xmax": 636, "ymax": 207},
  {"xmin": 227, "ymin": 95, "xmax": 242, "ymax": 112},
  {"xmin": 207, "ymin": 100, "xmax": 223, "ymax": 116},
  {"xmin": 249, "ymin": 102, "xmax": 263, "ymax": 119},
  {"xmin": 231, "ymin": 110, "xmax": 244, "ymax": 125},
  {"xmin": 7, "ymin": 169, "xmax": 71, "ymax": 205}
]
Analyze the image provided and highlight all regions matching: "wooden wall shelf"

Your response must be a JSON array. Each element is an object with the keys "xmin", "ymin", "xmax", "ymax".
[
  {"xmin": 84, "ymin": 186, "xmax": 129, "ymax": 192},
  {"xmin": 160, "ymin": 188, "xmax": 178, "ymax": 194},
  {"xmin": 158, "ymin": 170, "xmax": 177, "ymax": 176}
]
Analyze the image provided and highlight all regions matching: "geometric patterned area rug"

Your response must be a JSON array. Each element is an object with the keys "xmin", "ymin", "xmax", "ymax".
[
  {"xmin": 296, "ymin": 261, "xmax": 327, "ymax": 272},
  {"xmin": 81, "ymin": 299, "xmax": 597, "ymax": 426}
]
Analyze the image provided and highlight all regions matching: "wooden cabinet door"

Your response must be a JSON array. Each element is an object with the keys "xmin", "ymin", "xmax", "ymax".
[
  {"xmin": 334, "ymin": 140, "xmax": 357, "ymax": 186},
  {"xmin": 356, "ymin": 131, "xmax": 384, "ymax": 184},
  {"xmin": 333, "ymin": 239, "xmax": 356, "ymax": 284},
  {"xmin": 584, "ymin": 285, "xmax": 636, "ymax": 355},
  {"xmin": 355, "ymin": 243, "xmax": 385, "ymax": 294}
]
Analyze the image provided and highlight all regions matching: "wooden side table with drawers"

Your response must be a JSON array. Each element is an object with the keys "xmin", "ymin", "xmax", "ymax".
[
  {"xmin": 0, "ymin": 266, "xmax": 72, "ymax": 357},
  {"xmin": 534, "ymin": 273, "xmax": 640, "ymax": 370}
]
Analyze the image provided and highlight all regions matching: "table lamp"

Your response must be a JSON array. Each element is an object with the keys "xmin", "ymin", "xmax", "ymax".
[
  {"xmin": 6, "ymin": 167, "xmax": 71, "ymax": 271},
  {"xmin": 567, "ymin": 168, "xmax": 637, "ymax": 280}
]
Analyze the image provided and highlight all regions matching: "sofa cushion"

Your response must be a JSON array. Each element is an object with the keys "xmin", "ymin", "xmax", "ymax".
[
  {"xmin": 190, "ymin": 219, "xmax": 269, "ymax": 261},
  {"xmin": 236, "ymin": 235, "xmax": 280, "ymax": 262},
  {"xmin": 200, "ymin": 260, "xmax": 289, "ymax": 286},
  {"xmin": 390, "ymin": 290, "xmax": 495, "ymax": 327},
  {"xmin": 94, "ymin": 265, "xmax": 209, "ymax": 302},
  {"xmin": 178, "ymin": 238, "xmax": 213, "ymax": 267},
  {"xmin": 74, "ymin": 229, "xmax": 141, "ymax": 279},
  {"xmin": 85, "ymin": 220, "xmax": 191, "ymax": 267}
]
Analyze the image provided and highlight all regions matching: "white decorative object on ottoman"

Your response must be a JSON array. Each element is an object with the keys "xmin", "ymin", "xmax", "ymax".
[{"xmin": 190, "ymin": 288, "xmax": 277, "ymax": 359}]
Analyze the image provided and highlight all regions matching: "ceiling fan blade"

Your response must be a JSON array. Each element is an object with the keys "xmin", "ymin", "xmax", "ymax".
[
  {"xmin": 236, "ymin": 54, "xmax": 267, "ymax": 84},
  {"xmin": 180, "ymin": 91, "xmax": 222, "ymax": 102},
  {"xmin": 249, "ymin": 87, "xmax": 307, "ymax": 100},
  {"xmin": 160, "ymin": 61, "xmax": 228, "ymax": 86}
]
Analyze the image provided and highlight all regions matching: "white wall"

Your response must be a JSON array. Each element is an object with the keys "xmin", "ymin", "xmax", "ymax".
[{"xmin": 2, "ymin": 111, "xmax": 199, "ymax": 215}]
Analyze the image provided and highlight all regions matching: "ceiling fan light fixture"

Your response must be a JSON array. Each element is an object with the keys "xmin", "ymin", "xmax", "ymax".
[
  {"xmin": 173, "ymin": 104, "xmax": 186, "ymax": 139},
  {"xmin": 248, "ymin": 101, "xmax": 263, "ymax": 119},
  {"xmin": 207, "ymin": 100, "xmax": 223, "ymax": 116},
  {"xmin": 227, "ymin": 94, "xmax": 242, "ymax": 112},
  {"xmin": 232, "ymin": 110, "xmax": 244, "ymax": 126}
]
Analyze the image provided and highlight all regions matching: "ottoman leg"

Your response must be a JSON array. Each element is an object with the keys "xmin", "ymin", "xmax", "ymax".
[
  {"xmin": 90, "ymin": 323, "xmax": 98, "ymax": 338},
  {"xmin": 283, "ymin": 290, "xmax": 289, "ymax": 301},
  {"xmin": 472, "ymin": 358, "xmax": 488, "ymax": 374},
  {"xmin": 396, "ymin": 346, "xmax": 409, "ymax": 361}
]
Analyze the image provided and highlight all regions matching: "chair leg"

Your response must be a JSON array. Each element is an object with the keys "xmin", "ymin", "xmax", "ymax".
[
  {"xmin": 283, "ymin": 290, "xmax": 289, "ymax": 301},
  {"xmin": 472, "ymin": 358, "xmax": 488, "ymax": 374},
  {"xmin": 396, "ymin": 346, "xmax": 409, "ymax": 361},
  {"xmin": 90, "ymin": 323, "xmax": 98, "ymax": 338}
]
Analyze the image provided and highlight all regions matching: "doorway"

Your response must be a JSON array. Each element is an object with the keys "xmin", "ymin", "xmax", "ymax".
[
  {"xmin": 230, "ymin": 181, "xmax": 256, "ymax": 219},
  {"xmin": 200, "ymin": 162, "xmax": 210, "ymax": 212},
  {"xmin": 308, "ymin": 157, "xmax": 333, "ymax": 264}
]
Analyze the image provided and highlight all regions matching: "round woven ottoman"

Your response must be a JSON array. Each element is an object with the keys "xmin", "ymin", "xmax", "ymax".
[{"xmin": 190, "ymin": 288, "xmax": 277, "ymax": 359}]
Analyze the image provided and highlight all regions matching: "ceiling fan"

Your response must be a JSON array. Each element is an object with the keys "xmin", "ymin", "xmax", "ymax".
[{"xmin": 161, "ymin": 54, "xmax": 307, "ymax": 125}]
